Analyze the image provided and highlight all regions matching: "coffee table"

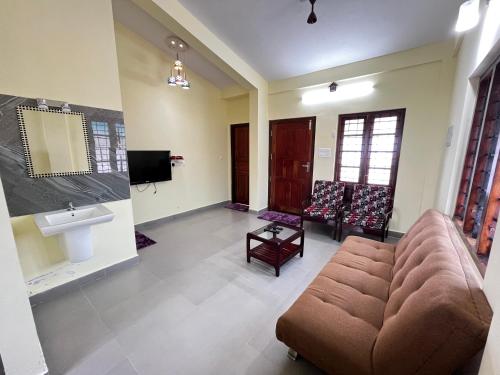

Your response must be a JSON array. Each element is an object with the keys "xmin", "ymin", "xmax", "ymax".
[{"xmin": 246, "ymin": 222, "xmax": 304, "ymax": 277}]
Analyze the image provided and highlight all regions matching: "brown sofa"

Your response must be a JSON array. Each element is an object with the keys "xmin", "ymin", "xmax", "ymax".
[{"xmin": 276, "ymin": 209, "xmax": 492, "ymax": 375}]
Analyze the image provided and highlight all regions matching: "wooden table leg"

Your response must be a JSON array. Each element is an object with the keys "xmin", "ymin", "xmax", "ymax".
[
  {"xmin": 300, "ymin": 230, "xmax": 305, "ymax": 257},
  {"xmin": 246, "ymin": 234, "xmax": 251, "ymax": 263},
  {"xmin": 275, "ymin": 245, "xmax": 281, "ymax": 277}
]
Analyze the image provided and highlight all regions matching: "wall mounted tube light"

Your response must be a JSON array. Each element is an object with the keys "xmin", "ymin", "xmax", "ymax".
[
  {"xmin": 302, "ymin": 81, "xmax": 375, "ymax": 105},
  {"xmin": 455, "ymin": 0, "xmax": 480, "ymax": 32}
]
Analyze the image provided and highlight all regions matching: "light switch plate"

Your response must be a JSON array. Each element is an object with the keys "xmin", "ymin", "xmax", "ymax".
[{"xmin": 318, "ymin": 148, "xmax": 332, "ymax": 158}]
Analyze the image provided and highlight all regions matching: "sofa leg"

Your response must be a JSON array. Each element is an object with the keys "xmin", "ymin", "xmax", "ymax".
[
  {"xmin": 287, "ymin": 348, "xmax": 299, "ymax": 361},
  {"xmin": 338, "ymin": 223, "xmax": 342, "ymax": 242},
  {"xmin": 381, "ymin": 229, "xmax": 385, "ymax": 242}
]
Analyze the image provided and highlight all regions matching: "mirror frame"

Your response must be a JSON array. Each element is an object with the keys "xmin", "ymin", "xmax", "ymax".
[{"xmin": 16, "ymin": 105, "xmax": 93, "ymax": 178}]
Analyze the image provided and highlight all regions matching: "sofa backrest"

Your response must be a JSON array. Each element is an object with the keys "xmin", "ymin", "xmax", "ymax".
[
  {"xmin": 349, "ymin": 184, "xmax": 392, "ymax": 215},
  {"xmin": 373, "ymin": 209, "xmax": 492, "ymax": 375},
  {"xmin": 311, "ymin": 180, "xmax": 345, "ymax": 208}
]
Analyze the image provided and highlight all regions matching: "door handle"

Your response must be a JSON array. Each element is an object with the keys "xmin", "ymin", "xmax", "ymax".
[{"xmin": 301, "ymin": 162, "xmax": 310, "ymax": 173}]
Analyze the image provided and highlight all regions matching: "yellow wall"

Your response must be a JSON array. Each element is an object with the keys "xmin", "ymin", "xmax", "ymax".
[
  {"xmin": 135, "ymin": 0, "xmax": 270, "ymax": 212},
  {"xmin": 269, "ymin": 60, "xmax": 455, "ymax": 233},
  {"xmin": 12, "ymin": 201, "xmax": 137, "ymax": 295},
  {"xmin": 0, "ymin": 0, "xmax": 122, "ymax": 110},
  {"xmin": 226, "ymin": 95, "xmax": 249, "ymax": 125},
  {"xmin": 0, "ymin": 0, "xmax": 139, "ymax": 371},
  {"xmin": 0, "ymin": 0, "xmax": 138, "ymax": 294},
  {"xmin": 0, "ymin": 178, "xmax": 47, "ymax": 375},
  {"xmin": 115, "ymin": 23, "xmax": 230, "ymax": 224}
]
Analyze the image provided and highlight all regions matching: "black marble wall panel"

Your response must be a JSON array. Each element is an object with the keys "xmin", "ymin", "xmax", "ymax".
[{"xmin": 0, "ymin": 94, "xmax": 131, "ymax": 217}]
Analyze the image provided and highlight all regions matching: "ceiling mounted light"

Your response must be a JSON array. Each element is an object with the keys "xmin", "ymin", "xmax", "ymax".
[
  {"xmin": 166, "ymin": 36, "xmax": 189, "ymax": 52},
  {"xmin": 455, "ymin": 0, "xmax": 480, "ymax": 32},
  {"xmin": 302, "ymin": 82, "xmax": 375, "ymax": 105},
  {"xmin": 307, "ymin": 0, "xmax": 317, "ymax": 24},
  {"xmin": 165, "ymin": 37, "xmax": 191, "ymax": 90}
]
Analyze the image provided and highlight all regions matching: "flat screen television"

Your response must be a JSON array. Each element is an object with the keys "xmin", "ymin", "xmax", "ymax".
[{"xmin": 127, "ymin": 150, "xmax": 172, "ymax": 185}]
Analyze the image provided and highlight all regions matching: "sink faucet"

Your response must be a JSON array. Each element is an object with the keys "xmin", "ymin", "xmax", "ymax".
[{"xmin": 67, "ymin": 202, "xmax": 76, "ymax": 211}]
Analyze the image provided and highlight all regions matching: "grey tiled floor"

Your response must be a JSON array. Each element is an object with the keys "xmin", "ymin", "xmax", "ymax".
[{"xmin": 32, "ymin": 207, "xmax": 342, "ymax": 375}]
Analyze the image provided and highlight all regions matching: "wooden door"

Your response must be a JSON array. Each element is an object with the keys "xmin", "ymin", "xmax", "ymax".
[
  {"xmin": 269, "ymin": 117, "xmax": 315, "ymax": 214},
  {"xmin": 231, "ymin": 124, "xmax": 249, "ymax": 205}
]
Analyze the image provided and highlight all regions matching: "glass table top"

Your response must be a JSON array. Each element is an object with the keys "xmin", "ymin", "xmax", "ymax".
[{"xmin": 250, "ymin": 222, "xmax": 301, "ymax": 242}]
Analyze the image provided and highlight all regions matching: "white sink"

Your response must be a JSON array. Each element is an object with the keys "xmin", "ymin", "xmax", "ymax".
[{"xmin": 34, "ymin": 204, "xmax": 114, "ymax": 263}]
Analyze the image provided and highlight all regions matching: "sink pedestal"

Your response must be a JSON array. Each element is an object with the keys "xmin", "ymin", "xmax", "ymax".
[
  {"xmin": 59, "ymin": 226, "xmax": 93, "ymax": 263},
  {"xmin": 34, "ymin": 203, "xmax": 114, "ymax": 263}
]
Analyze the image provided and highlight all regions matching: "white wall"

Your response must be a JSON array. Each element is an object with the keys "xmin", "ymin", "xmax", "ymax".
[
  {"xmin": 436, "ymin": 4, "xmax": 500, "ymax": 214},
  {"xmin": 0, "ymin": 178, "xmax": 47, "ymax": 375},
  {"xmin": 430, "ymin": 0, "xmax": 500, "ymax": 373}
]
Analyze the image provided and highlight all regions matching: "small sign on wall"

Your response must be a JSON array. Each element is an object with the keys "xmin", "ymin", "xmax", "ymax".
[{"xmin": 318, "ymin": 148, "xmax": 332, "ymax": 158}]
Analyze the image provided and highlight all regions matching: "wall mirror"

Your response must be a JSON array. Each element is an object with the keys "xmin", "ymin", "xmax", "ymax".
[{"xmin": 17, "ymin": 106, "xmax": 92, "ymax": 178}]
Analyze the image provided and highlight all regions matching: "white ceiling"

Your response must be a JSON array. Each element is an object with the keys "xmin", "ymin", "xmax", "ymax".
[
  {"xmin": 112, "ymin": 0, "xmax": 237, "ymax": 88},
  {"xmin": 178, "ymin": 0, "xmax": 462, "ymax": 80}
]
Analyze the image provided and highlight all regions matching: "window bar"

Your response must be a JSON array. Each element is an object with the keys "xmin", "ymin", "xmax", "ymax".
[
  {"xmin": 455, "ymin": 75, "xmax": 493, "ymax": 219},
  {"xmin": 463, "ymin": 66, "xmax": 497, "ymax": 228}
]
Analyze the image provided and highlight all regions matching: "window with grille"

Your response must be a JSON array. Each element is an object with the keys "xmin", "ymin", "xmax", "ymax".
[
  {"xmin": 335, "ymin": 109, "xmax": 405, "ymax": 192},
  {"xmin": 115, "ymin": 123, "xmax": 128, "ymax": 172},
  {"xmin": 91, "ymin": 121, "xmax": 112, "ymax": 173},
  {"xmin": 454, "ymin": 58, "xmax": 500, "ymax": 269}
]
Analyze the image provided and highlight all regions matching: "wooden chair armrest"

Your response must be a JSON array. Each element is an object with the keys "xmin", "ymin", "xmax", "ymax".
[
  {"xmin": 341, "ymin": 203, "xmax": 350, "ymax": 212},
  {"xmin": 301, "ymin": 196, "xmax": 312, "ymax": 210}
]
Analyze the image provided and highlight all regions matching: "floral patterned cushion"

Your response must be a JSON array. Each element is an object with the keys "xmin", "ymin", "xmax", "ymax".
[
  {"xmin": 342, "ymin": 212, "xmax": 385, "ymax": 230},
  {"xmin": 311, "ymin": 180, "xmax": 345, "ymax": 209},
  {"xmin": 304, "ymin": 205, "xmax": 339, "ymax": 220},
  {"xmin": 349, "ymin": 184, "xmax": 392, "ymax": 216}
]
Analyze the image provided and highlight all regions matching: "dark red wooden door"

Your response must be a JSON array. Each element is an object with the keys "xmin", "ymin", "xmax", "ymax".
[
  {"xmin": 269, "ymin": 117, "xmax": 315, "ymax": 214},
  {"xmin": 231, "ymin": 124, "xmax": 249, "ymax": 205}
]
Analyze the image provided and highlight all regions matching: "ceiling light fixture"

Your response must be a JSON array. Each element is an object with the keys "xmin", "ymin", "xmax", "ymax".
[
  {"xmin": 302, "ymin": 82, "xmax": 375, "ymax": 105},
  {"xmin": 455, "ymin": 0, "xmax": 480, "ymax": 32},
  {"xmin": 165, "ymin": 36, "xmax": 191, "ymax": 90},
  {"xmin": 307, "ymin": 0, "xmax": 317, "ymax": 24}
]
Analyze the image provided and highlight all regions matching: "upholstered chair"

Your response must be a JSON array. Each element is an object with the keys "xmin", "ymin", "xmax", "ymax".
[
  {"xmin": 340, "ymin": 184, "xmax": 392, "ymax": 242},
  {"xmin": 302, "ymin": 180, "xmax": 345, "ymax": 239}
]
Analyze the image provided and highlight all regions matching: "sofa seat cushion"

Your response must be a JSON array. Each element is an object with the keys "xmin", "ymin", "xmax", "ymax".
[
  {"xmin": 276, "ymin": 290, "xmax": 378, "ymax": 375},
  {"xmin": 314, "ymin": 264, "xmax": 388, "ymax": 325},
  {"xmin": 341, "ymin": 236, "xmax": 395, "ymax": 269},
  {"xmin": 343, "ymin": 212, "xmax": 385, "ymax": 229},
  {"xmin": 276, "ymin": 240, "xmax": 392, "ymax": 375},
  {"xmin": 303, "ymin": 204, "xmax": 338, "ymax": 220}
]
